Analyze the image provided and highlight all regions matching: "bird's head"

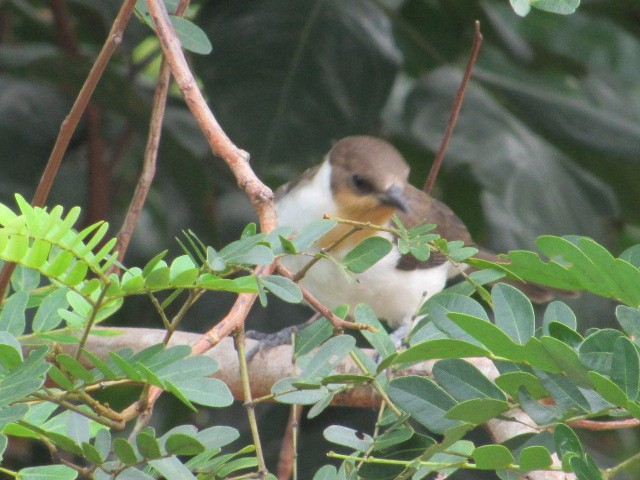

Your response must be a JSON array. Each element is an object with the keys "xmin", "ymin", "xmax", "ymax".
[{"xmin": 328, "ymin": 136, "xmax": 410, "ymax": 225}]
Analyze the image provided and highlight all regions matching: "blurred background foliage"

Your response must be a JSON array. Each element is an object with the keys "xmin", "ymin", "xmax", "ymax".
[{"xmin": 1, "ymin": 0, "xmax": 639, "ymax": 476}]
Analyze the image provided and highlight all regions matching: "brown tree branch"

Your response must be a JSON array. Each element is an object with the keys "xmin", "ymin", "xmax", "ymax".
[
  {"xmin": 423, "ymin": 21, "xmax": 483, "ymax": 194},
  {"xmin": 67, "ymin": 327, "xmax": 572, "ymax": 480}
]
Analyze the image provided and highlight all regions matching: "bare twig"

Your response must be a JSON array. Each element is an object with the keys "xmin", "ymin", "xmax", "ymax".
[
  {"xmin": 277, "ymin": 405, "xmax": 301, "ymax": 480},
  {"xmin": 423, "ymin": 21, "xmax": 483, "ymax": 194},
  {"xmin": 0, "ymin": 0, "xmax": 138, "ymax": 298},
  {"xmin": 569, "ymin": 418, "xmax": 640, "ymax": 430},
  {"xmin": 277, "ymin": 261, "xmax": 376, "ymax": 332},
  {"xmin": 112, "ymin": 0, "xmax": 192, "ymax": 269}
]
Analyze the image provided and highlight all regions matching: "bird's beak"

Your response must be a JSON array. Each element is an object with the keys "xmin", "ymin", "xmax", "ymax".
[{"xmin": 379, "ymin": 184, "xmax": 409, "ymax": 212}]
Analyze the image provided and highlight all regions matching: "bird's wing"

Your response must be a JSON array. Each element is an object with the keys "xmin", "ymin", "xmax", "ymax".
[
  {"xmin": 274, "ymin": 164, "xmax": 321, "ymax": 201},
  {"xmin": 395, "ymin": 185, "xmax": 474, "ymax": 271}
]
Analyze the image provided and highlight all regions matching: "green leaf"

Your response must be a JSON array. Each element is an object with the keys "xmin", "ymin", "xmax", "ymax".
[
  {"xmin": 446, "ymin": 398, "xmax": 509, "ymax": 424},
  {"xmin": 519, "ymin": 445, "xmax": 553, "ymax": 471},
  {"xmin": 294, "ymin": 317, "xmax": 333, "ymax": 357},
  {"xmin": 113, "ymin": 438, "xmax": 139, "ymax": 465},
  {"xmin": 149, "ymin": 457, "xmax": 197, "ymax": 480},
  {"xmin": 472, "ymin": 445, "xmax": 515, "ymax": 469},
  {"xmin": 611, "ymin": 336, "xmax": 640, "ymax": 401},
  {"xmin": 323, "ymin": 425, "xmax": 372, "ymax": 452},
  {"xmin": 271, "ymin": 377, "xmax": 328, "ymax": 405},
  {"xmin": 615, "ymin": 306, "xmax": 640, "ymax": 347},
  {"xmin": 0, "ymin": 291, "xmax": 28, "ymax": 336},
  {"xmin": 81, "ymin": 441, "xmax": 104, "ymax": 465},
  {"xmin": 387, "ymin": 376, "xmax": 461, "ymax": 434},
  {"xmin": 32, "ymin": 288, "xmax": 68, "ymax": 332},
  {"xmin": 56, "ymin": 354, "xmax": 95, "ymax": 383},
  {"xmin": 144, "ymin": 265, "xmax": 170, "ymax": 288},
  {"xmin": 517, "ymin": 387, "xmax": 562, "ymax": 425},
  {"xmin": 169, "ymin": 255, "xmax": 198, "ymax": 286},
  {"xmin": 588, "ymin": 371, "xmax": 628, "ymax": 407},
  {"xmin": 94, "ymin": 428, "xmax": 111, "ymax": 461},
  {"xmin": 291, "ymin": 219, "xmax": 337, "ymax": 251},
  {"xmin": 535, "ymin": 370, "xmax": 590, "ymax": 415},
  {"xmin": 433, "ymin": 359, "xmax": 506, "ymax": 401},
  {"xmin": 169, "ymin": 16, "xmax": 213, "ymax": 55},
  {"xmin": 313, "ymin": 465, "xmax": 338, "ymax": 480},
  {"xmin": 11, "ymin": 264, "xmax": 40, "ymax": 291},
  {"xmin": 197, "ymin": 425, "xmax": 239, "ymax": 450},
  {"xmin": 17, "ymin": 465, "xmax": 78, "ymax": 480},
  {"xmin": 299, "ymin": 335, "xmax": 355, "ymax": 382},
  {"xmin": 543, "ymin": 301, "xmax": 577, "ymax": 333},
  {"xmin": 342, "ymin": 236, "xmax": 392, "ymax": 273},
  {"xmin": 171, "ymin": 377, "xmax": 233, "ymax": 407},
  {"xmin": 579, "ymin": 329, "xmax": 624, "ymax": 374},
  {"xmin": 569, "ymin": 453, "xmax": 603, "ymax": 480},
  {"xmin": 530, "ymin": 0, "xmax": 580, "ymax": 15},
  {"xmin": 354, "ymin": 304, "xmax": 396, "ymax": 360},
  {"xmin": 165, "ymin": 433, "xmax": 206, "ymax": 455},
  {"xmin": 448, "ymin": 313, "xmax": 521, "ymax": 359},
  {"xmin": 372, "ymin": 426, "xmax": 414, "ymax": 451},
  {"xmin": 261, "ymin": 275, "xmax": 303, "ymax": 303},
  {"xmin": 554, "ymin": 423, "xmax": 583, "ymax": 458},
  {"xmin": 495, "ymin": 372, "xmax": 548, "ymax": 400},
  {"xmin": 66, "ymin": 412, "xmax": 90, "ymax": 445},
  {"xmin": 0, "ymin": 331, "xmax": 23, "ymax": 370},
  {"xmin": 394, "ymin": 339, "xmax": 491, "ymax": 366},
  {"xmin": 414, "ymin": 293, "xmax": 488, "ymax": 345},
  {"xmin": 492, "ymin": 283, "xmax": 535, "ymax": 345},
  {"xmin": 0, "ymin": 404, "xmax": 28, "ymax": 430},
  {"xmin": 540, "ymin": 336, "xmax": 591, "ymax": 387}
]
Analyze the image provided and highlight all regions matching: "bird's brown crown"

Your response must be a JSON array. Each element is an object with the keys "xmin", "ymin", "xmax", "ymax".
[{"xmin": 320, "ymin": 136, "xmax": 411, "ymax": 250}]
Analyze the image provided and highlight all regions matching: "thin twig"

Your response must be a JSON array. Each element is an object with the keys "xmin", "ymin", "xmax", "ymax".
[
  {"xmin": 277, "ymin": 261, "xmax": 376, "ymax": 332},
  {"xmin": 234, "ymin": 328, "xmax": 269, "ymax": 479},
  {"xmin": 423, "ymin": 21, "xmax": 483, "ymax": 194},
  {"xmin": 277, "ymin": 405, "xmax": 301, "ymax": 480},
  {"xmin": 0, "ymin": 0, "xmax": 138, "ymax": 298},
  {"xmin": 569, "ymin": 418, "xmax": 640, "ymax": 430},
  {"xmin": 112, "ymin": 0, "xmax": 192, "ymax": 269}
]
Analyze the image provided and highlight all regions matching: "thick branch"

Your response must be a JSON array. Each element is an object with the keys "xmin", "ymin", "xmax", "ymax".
[{"xmin": 67, "ymin": 327, "xmax": 569, "ymax": 479}]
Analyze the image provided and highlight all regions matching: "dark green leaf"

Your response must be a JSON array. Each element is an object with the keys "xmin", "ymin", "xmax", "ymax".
[
  {"xmin": 271, "ymin": 377, "xmax": 328, "ymax": 405},
  {"xmin": 342, "ymin": 236, "xmax": 392, "ymax": 273},
  {"xmin": 81, "ymin": 442, "xmax": 104, "ymax": 465},
  {"xmin": 547, "ymin": 322, "xmax": 583, "ymax": 350},
  {"xmin": 569, "ymin": 453, "xmax": 603, "ymax": 480},
  {"xmin": 372, "ymin": 426, "xmax": 414, "ymax": 451},
  {"xmin": 448, "ymin": 313, "xmax": 522, "ymax": 359},
  {"xmin": 387, "ymin": 376, "xmax": 461, "ymax": 434}
]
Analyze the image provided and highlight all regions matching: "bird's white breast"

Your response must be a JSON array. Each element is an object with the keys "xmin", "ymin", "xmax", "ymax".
[{"xmin": 276, "ymin": 161, "xmax": 451, "ymax": 328}]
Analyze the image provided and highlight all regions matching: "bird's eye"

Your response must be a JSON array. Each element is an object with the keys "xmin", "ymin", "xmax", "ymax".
[{"xmin": 352, "ymin": 174, "xmax": 373, "ymax": 194}]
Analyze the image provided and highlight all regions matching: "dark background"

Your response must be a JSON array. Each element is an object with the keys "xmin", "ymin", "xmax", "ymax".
[{"xmin": 1, "ymin": 0, "xmax": 639, "ymax": 477}]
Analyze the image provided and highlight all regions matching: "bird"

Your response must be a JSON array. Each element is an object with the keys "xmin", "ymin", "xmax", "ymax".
[{"xmin": 275, "ymin": 135, "xmax": 561, "ymax": 330}]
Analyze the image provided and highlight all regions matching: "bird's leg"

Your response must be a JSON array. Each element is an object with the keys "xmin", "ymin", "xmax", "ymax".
[{"xmin": 245, "ymin": 312, "xmax": 322, "ymax": 362}]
